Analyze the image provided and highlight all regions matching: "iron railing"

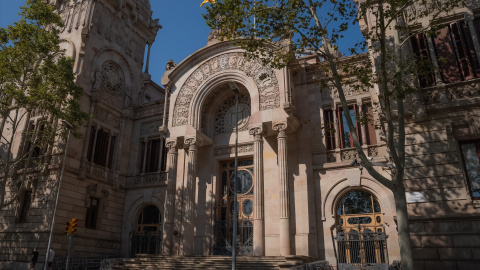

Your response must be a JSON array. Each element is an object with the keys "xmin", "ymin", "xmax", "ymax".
[{"xmin": 335, "ymin": 225, "xmax": 389, "ymax": 270}]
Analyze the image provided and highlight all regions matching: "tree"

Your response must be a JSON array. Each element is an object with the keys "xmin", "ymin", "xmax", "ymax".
[
  {"xmin": 0, "ymin": 0, "xmax": 89, "ymax": 210},
  {"xmin": 204, "ymin": 0, "xmax": 464, "ymax": 269}
]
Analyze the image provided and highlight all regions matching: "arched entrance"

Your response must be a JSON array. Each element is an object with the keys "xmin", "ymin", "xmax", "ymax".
[
  {"xmin": 213, "ymin": 159, "xmax": 254, "ymax": 255},
  {"xmin": 335, "ymin": 190, "xmax": 388, "ymax": 269},
  {"xmin": 130, "ymin": 205, "xmax": 162, "ymax": 256}
]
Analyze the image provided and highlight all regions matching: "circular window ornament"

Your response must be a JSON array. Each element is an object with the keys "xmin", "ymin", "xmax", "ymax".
[
  {"xmin": 224, "ymin": 103, "xmax": 250, "ymax": 131},
  {"xmin": 100, "ymin": 61, "xmax": 125, "ymax": 94},
  {"xmin": 230, "ymin": 170, "xmax": 253, "ymax": 194}
]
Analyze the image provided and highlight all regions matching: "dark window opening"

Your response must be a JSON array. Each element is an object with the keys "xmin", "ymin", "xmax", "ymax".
[
  {"xmin": 85, "ymin": 197, "xmax": 99, "ymax": 229},
  {"xmin": 19, "ymin": 191, "xmax": 32, "ymax": 223},
  {"xmin": 459, "ymin": 140, "xmax": 480, "ymax": 199},
  {"xmin": 139, "ymin": 139, "xmax": 167, "ymax": 173},
  {"xmin": 87, "ymin": 126, "xmax": 116, "ymax": 169}
]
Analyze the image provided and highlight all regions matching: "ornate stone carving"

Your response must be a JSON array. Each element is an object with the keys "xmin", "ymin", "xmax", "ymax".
[
  {"xmin": 185, "ymin": 137, "xmax": 203, "ymax": 151},
  {"xmin": 447, "ymin": 82, "xmax": 480, "ymax": 100},
  {"xmin": 214, "ymin": 144, "xmax": 254, "ymax": 156},
  {"xmin": 165, "ymin": 59, "xmax": 177, "ymax": 71},
  {"xmin": 421, "ymin": 88, "xmax": 440, "ymax": 105},
  {"xmin": 273, "ymin": 122, "xmax": 288, "ymax": 138},
  {"xmin": 467, "ymin": 113, "xmax": 480, "ymax": 135},
  {"xmin": 134, "ymin": 103, "xmax": 163, "ymax": 118},
  {"xmin": 140, "ymin": 120, "xmax": 163, "ymax": 135},
  {"xmin": 249, "ymin": 125, "xmax": 264, "ymax": 141},
  {"xmin": 326, "ymin": 151, "xmax": 337, "ymax": 163},
  {"xmin": 322, "ymin": 84, "xmax": 366, "ymax": 100},
  {"xmin": 100, "ymin": 61, "xmax": 125, "ymax": 94},
  {"xmin": 94, "ymin": 107, "xmax": 120, "ymax": 129},
  {"xmin": 215, "ymin": 94, "xmax": 251, "ymax": 134},
  {"xmin": 341, "ymin": 149, "xmax": 358, "ymax": 161},
  {"xmin": 172, "ymin": 52, "xmax": 281, "ymax": 127}
]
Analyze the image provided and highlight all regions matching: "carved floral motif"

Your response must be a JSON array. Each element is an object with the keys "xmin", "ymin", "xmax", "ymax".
[
  {"xmin": 173, "ymin": 53, "xmax": 281, "ymax": 127},
  {"xmin": 447, "ymin": 83, "xmax": 480, "ymax": 100},
  {"xmin": 94, "ymin": 107, "xmax": 120, "ymax": 129},
  {"xmin": 100, "ymin": 61, "xmax": 125, "ymax": 94},
  {"xmin": 214, "ymin": 144, "xmax": 254, "ymax": 156},
  {"xmin": 140, "ymin": 120, "xmax": 163, "ymax": 135}
]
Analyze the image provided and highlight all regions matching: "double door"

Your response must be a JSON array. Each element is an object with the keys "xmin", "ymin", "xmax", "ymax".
[{"xmin": 213, "ymin": 159, "xmax": 254, "ymax": 255}]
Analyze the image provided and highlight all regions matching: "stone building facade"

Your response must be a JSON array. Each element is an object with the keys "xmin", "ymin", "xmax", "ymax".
[{"xmin": 1, "ymin": 0, "xmax": 480, "ymax": 270}]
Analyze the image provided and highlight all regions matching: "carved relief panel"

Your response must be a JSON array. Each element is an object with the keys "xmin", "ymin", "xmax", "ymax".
[{"xmin": 172, "ymin": 52, "xmax": 281, "ymax": 127}]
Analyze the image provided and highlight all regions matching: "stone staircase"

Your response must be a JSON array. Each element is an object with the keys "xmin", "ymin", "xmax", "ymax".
[{"xmin": 120, "ymin": 255, "xmax": 322, "ymax": 270}]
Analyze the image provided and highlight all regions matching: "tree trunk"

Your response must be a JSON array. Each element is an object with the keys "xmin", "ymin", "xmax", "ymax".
[{"xmin": 392, "ymin": 182, "xmax": 414, "ymax": 270}]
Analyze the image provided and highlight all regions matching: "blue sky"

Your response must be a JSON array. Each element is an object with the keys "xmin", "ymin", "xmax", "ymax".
[
  {"xmin": 0, "ymin": 1, "xmax": 213, "ymax": 85},
  {"xmin": 0, "ymin": 1, "xmax": 364, "ymax": 86}
]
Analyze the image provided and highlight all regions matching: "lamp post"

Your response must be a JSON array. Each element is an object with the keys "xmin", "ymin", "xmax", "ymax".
[
  {"xmin": 228, "ymin": 82, "xmax": 240, "ymax": 270},
  {"xmin": 45, "ymin": 121, "xmax": 72, "ymax": 270}
]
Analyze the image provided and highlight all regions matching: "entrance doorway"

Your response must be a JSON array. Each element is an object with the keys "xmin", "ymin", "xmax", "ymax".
[
  {"xmin": 130, "ymin": 205, "xmax": 162, "ymax": 256},
  {"xmin": 213, "ymin": 159, "xmax": 254, "ymax": 255},
  {"xmin": 334, "ymin": 190, "xmax": 388, "ymax": 269}
]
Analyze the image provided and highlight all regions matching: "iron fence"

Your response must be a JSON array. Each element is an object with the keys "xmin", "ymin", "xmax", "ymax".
[{"xmin": 334, "ymin": 225, "xmax": 389, "ymax": 270}]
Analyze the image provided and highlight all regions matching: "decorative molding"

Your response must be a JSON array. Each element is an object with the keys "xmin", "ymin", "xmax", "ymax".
[
  {"xmin": 448, "ymin": 82, "xmax": 480, "ymax": 100},
  {"xmin": 467, "ymin": 113, "xmax": 480, "ymax": 135},
  {"xmin": 214, "ymin": 144, "xmax": 254, "ymax": 156},
  {"xmin": 140, "ymin": 120, "xmax": 163, "ymax": 135},
  {"xmin": 94, "ymin": 106, "xmax": 120, "ymax": 129},
  {"xmin": 172, "ymin": 52, "xmax": 281, "ymax": 127},
  {"xmin": 134, "ymin": 103, "xmax": 164, "ymax": 119}
]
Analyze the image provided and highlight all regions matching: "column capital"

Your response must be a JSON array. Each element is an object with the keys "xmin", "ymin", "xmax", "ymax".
[
  {"xmin": 184, "ymin": 136, "xmax": 203, "ymax": 151},
  {"xmin": 166, "ymin": 139, "xmax": 178, "ymax": 153},
  {"xmin": 273, "ymin": 122, "xmax": 288, "ymax": 138},
  {"xmin": 249, "ymin": 125, "xmax": 264, "ymax": 140}
]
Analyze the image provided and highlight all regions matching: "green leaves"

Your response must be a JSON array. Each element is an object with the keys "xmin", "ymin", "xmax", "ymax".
[{"xmin": 0, "ymin": 0, "xmax": 88, "ymax": 135}]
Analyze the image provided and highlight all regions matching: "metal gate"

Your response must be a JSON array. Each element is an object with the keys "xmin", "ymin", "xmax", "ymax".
[
  {"xmin": 213, "ymin": 218, "xmax": 253, "ymax": 256},
  {"xmin": 130, "ymin": 231, "xmax": 162, "ymax": 255},
  {"xmin": 334, "ymin": 225, "xmax": 389, "ymax": 270}
]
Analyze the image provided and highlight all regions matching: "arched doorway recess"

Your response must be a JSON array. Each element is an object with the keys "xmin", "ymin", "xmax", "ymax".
[
  {"xmin": 130, "ymin": 205, "xmax": 162, "ymax": 256},
  {"xmin": 335, "ymin": 190, "xmax": 388, "ymax": 270}
]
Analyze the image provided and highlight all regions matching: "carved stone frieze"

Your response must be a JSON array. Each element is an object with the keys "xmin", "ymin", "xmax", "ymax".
[
  {"xmin": 94, "ymin": 107, "xmax": 120, "ymax": 129},
  {"xmin": 214, "ymin": 144, "xmax": 254, "ymax": 156},
  {"xmin": 447, "ymin": 82, "xmax": 480, "ymax": 100},
  {"xmin": 172, "ymin": 52, "xmax": 281, "ymax": 127},
  {"xmin": 134, "ymin": 103, "xmax": 163, "ymax": 119},
  {"xmin": 322, "ymin": 84, "xmax": 366, "ymax": 100},
  {"xmin": 140, "ymin": 120, "xmax": 163, "ymax": 135}
]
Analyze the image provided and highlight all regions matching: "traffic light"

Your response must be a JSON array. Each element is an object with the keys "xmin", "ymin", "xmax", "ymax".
[
  {"xmin": 65, "ymin": 218, "xmax": 78, "ymax": 237},
  {"xmin": 69, "ymin": 218, "xmax": 78, "ymax": 234},
  {"xmin": 65, "ymin": 221, "xmax": 71, "ymax": 237}
]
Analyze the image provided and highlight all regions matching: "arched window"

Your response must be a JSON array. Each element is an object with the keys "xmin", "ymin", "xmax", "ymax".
[
  {"xmin": 335, "ymin": 190, "xmax": 387, "ymax": 268},
  {"xmin": 131, "ymin": 205, "xmax": 162, "ymax": 256}
]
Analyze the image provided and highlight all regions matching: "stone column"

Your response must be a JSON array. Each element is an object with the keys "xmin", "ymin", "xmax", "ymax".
[
  {"xmin": 162, "ymin": 139, "xmax": 178, "ymax": 255},
  {"xmin": 249, "ymin": 126, "xmax": 265, "ymax": 256},
  {"xmin": 182, "ymin": 137, "xmax": 202, "ymax": 255},
  {"xmin": 273, "ymin": 122, "xmax": 292, "ymax": 256}
]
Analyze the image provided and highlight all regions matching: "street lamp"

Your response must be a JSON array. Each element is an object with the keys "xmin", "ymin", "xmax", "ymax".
[
  {"xmin": 45, "ymin": 120, "xmax": 72, "ymax": 270},
  {"xmin": 228, "ymin": 81, "xmax": 240, "ymax": 270}
]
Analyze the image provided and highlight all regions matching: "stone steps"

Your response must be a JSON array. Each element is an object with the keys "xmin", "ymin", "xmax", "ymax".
[{"xmin": 121, "ymin": 255, "xmax": 318, "ymax": 270}]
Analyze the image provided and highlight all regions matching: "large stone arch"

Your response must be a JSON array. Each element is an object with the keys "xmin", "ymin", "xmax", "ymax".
[
  {"xmin": 320, "ymin": 176, "xmax": 400, "ymax": 264},
  {"xmin": 190, "ymin": 71, "xmax": 258, "ymax": 132},
  {"xmin": 172, "ymin": 52, "xmax": 281, "ymax": 127},
  {"xmin": 121, "ymin": 193, "xmax": 165, "ymax": 256}
]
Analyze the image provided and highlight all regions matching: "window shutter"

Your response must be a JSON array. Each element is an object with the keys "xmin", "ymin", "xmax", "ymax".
[
  {"xmin": 107, "ymin": 136, "xmax": 116, "ymax": 169},
  {"xmin": 364, "ymin": 105, "xmax": 377, "ymax": 145},
  {"xmin": 451, "ymin": 22, "xmax": 475, "ymax": 80},
  {"xmin": 87, "ymin": 126, "xmax": 96, "ymax": 162},
  {"xmin": 433, "ymin": 26, "xmax": 463, "ymax": 83},
  {"xmin": 337, "ymin": 107, "xmax": 345, "ymax": 149},
  {"xmin": 411, "ymin": 33, "xmax": 435, "ymax": 87},
  {"xmin": 460, "ymin": 21, "xmax": 480, "ymax": 77},
  {"xmin": 323, "ymin": 109, "xmax": 336, "ymax": 150}
]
